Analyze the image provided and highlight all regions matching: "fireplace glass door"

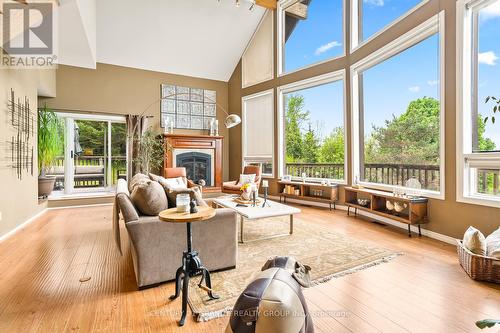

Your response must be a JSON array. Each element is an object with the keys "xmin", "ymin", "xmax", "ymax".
[{"xmin": 176, "ymin": 151, "xmax": 213, "ymax": 186}]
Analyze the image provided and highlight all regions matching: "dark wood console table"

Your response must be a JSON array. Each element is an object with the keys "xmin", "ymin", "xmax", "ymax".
[
  {"xmin": 278, "ymin": 181, "xmax": 339, "ymax": 211},
  {"xmin": 344, "ymin": 187, "xmax": 428, "ymax": 237}
]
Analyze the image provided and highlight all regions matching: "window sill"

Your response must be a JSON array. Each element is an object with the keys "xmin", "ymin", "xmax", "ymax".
[
  {"xmin": 457, "ymin": 194, "xmax": 500, "ymax": 209},
  {"xmin": 357, "ymin": 182, "xmax": 444, "ymax": 200}
]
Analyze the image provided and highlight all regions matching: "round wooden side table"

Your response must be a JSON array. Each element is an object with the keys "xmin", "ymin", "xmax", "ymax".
[{"xmin": 158, "ymin": 206, "xmax": 219, "ymax": 326}]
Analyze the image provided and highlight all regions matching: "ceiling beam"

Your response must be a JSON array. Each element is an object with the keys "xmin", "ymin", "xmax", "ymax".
[
  {"xmin": 285, "ymin": 2, "xmax": 307, "ymax": 19},
  {"xmin": 255, "ymin": 0, "xmax": 277, "ymax": 10}
]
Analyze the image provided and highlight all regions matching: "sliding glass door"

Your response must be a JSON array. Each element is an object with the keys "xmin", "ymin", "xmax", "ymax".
[{"xmin": 52, "ymin": 113, "xmax": 127, "ymax": 195}]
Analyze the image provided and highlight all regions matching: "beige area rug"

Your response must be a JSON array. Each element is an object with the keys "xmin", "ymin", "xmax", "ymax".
[{"xmin": 188, "ymin": 215, "xmax": 401, "ymax": 322}]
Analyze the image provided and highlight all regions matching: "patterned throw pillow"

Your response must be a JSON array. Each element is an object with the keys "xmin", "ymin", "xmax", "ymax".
[
  {"xmin": 463, "ymin": 226, "xmax": 486, "ymax": 256},
  {"xmin": 165, "ymin": 187, "xmax": 207, "ymax": 208},
  {"xmin": 486, "ymin": 227, "xmax": 500, "ymax": 259},
  {"xmin": 237, "ymin": 174, "xmax": 256, "ymax": 186},
  {"xmin": 162, "ymin": 176, "xmax": 187, "ymax": 190}
]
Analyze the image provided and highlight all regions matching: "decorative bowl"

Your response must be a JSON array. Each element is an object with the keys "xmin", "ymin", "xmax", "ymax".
[
  {"xmin": 386, "ymin": 200, "xmax": 394, "ymax": 211},
  {"xmin": 394, "ymin": 201, "xmax": 408, "ymax": 213},
  {"xmin": 357, "ymin": 198, "xmax": 370, "ymax": 207}
]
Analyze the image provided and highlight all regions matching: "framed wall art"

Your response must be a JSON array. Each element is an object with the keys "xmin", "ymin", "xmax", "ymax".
[{"xmin": 160, "ymin": 84, "xmax": 217, "ymax": 130}]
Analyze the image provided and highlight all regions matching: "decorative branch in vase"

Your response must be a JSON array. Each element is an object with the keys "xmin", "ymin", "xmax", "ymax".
[{"xmin": 133, "ymin": 128, "xmax": 164, "ymax": 174}]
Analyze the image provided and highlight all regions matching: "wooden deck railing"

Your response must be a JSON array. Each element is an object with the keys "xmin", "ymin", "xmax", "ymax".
[
  {"xmin": 362, "ymin": 163, "xmax": 440, "ymax": 191},
  {"xmin": 286, "ymin": 163, "xmax": 345, "ymax": 180},
  {"xmin": 286, "ymin": 163, "xmax": 500, "ymax": 195},
  {"xmin": 285, "ymin": 163, "xmax": 441, "ymax": 191},
  {"xmin": 53, "ymin": 156, "xmax": 126, "ymax": 189},
  {"xmin": 477, "ymin": 169, "xmax": 500, "ymax": 196}
]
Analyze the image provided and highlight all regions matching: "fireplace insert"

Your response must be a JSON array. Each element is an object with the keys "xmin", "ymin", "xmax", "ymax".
[{"xmin": 176, "ymin": 152, "xmax": 212, "ymax": 186}]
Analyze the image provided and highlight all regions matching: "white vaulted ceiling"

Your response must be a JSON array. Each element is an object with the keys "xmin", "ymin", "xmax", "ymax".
[{"xmin": 58, "ymin": 0, "xmax": 266, "ymax": 81}]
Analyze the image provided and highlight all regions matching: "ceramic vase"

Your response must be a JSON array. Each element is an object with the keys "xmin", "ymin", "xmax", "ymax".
[{"xmin": 241, "ymin": 188, "xmax": 252, "ymax": 201}]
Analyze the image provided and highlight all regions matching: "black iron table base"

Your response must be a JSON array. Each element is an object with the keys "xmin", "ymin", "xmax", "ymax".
[{"xmin": 169, "ymin": 222, "xmax": 219, "ymax": 326}]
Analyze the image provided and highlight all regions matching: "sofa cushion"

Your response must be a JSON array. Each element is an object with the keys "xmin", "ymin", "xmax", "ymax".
[
  {"xmin": 131, "ymin": 180, "xmax": 168, "ymax": 216},
  {"xmin": 149, "ymin": 173, "xmax": 161, "ymax": 182},
  {"xmin": 463, "ymin": 226, "xmax": 486, "ymax": 256},
  {"xmin": 165, "ymin": 187, "xmax": 207, "ymax": 208},
  {"xmin": 486, "ymin": 227, "xmax": 500, "ymax": 259},
  {"xmin": 129, "ymin": 173, "xmax": 150, "ymax": 192}
]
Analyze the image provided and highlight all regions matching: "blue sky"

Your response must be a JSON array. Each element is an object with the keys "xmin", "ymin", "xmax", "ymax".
[
  {"xmin": 284, "ymin": 0, "xmax": 500, "ymax": 149},
  {"xmin": 478, "ymin": 2, "xmax": 500, "ymax": 150},
  {"xmin": 284, "ymin": 81, "xmax": 344, "ymax": 140},
  {"xmin": 284, "ymin": 0, "xmax": 343, "ymax": 72},
  {"xmin": 362, "ymin": 34, "xmax": 439, "ymax": 136},
  {"xmin": 362, "ymin": 0, "xmax": 423, "ymax": 40}
]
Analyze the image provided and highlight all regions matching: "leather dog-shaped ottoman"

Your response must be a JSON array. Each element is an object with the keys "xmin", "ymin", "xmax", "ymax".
[{"xmin": 226, "ymin": 256, "xmax": 314, "ymax": 333}]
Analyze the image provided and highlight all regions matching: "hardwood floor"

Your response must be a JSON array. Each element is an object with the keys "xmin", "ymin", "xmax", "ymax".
[{"xmin": 0, "ymin": 204, "xmax": 499, "ymax": 332}]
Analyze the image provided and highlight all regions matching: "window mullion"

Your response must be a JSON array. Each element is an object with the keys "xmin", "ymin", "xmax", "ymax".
[
  {"xmin": 471, "ymin": 10, "xmax": 480, "ymax": 152},
  {"xmin": 358, "ymin": 72, "xmax": 365, "ymax": 182}
]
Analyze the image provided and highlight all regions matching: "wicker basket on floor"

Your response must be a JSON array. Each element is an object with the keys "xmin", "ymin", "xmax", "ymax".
[{"xmin": 456, "ymin": 239, "xmax": 500, "ymax": 284}]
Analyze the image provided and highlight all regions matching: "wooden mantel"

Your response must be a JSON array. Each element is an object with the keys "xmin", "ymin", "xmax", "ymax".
[{"xmin": 163, "ymin": 134, "xmax": 223, "ymax": 192}]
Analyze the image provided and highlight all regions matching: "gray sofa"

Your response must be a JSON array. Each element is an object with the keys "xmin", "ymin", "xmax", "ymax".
[{"xmin": 113, "ymin": 179, "xmax": 238, "ymax": 288}]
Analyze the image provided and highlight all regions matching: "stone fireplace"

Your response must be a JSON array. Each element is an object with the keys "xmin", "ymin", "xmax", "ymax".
[{"xmin": 164, "ymin": 134, "xmax": 223, "ymax": 192}]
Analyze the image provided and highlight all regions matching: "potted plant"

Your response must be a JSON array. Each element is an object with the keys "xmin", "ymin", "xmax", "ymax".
[
  {"xmin": 38, "ymin": 104, "xmax": 62, "ymax": 198},
  {"xmin": 476, "ymin": 319, "xmax": 500, "ymax": 329},
  {"xmin": 133, "ymin": 128, "xmax": 164, "ymax": 174}
]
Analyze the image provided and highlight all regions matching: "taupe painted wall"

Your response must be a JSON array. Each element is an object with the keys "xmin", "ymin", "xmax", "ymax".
[
  {"xmin": 228, "ymin": 0, "xmax": 500, "ymax": 238},
  {"xmin": 242, "ymin": 11, "xmax": 274, "ymax": 87},
  {"xmin": 43, "ymin": 63, "xmax": 231, "ymax": 181},
  {"xmin": 0, "ymin": 68, "xmax": 56, "ymax": 237}
]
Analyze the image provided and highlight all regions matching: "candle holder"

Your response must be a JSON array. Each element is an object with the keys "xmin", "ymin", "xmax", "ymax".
[{"xmin": 262, "ymin": 187, "xmax": 270, "ymax": 207}]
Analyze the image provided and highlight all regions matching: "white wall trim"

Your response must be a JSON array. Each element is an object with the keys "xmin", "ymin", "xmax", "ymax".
[
  {"xmin": 47, "ymin": 203, "xmax": 114, "ymax": 210},
  {"xmin": 351, "ymin": 13, "xmax": 440, "ymax": 73},
  {"xmin": 0, "ymin": 209, "xmax": 48, "ymax": 243},
  {"xmin": 279, "ymin": 70, "xmax": 345, "ymax": 92},
  {"xmin": 269, "ymin": 195, "xmax": 456, "ymax": 245},
  {"xmin": 456, "ymin": 0, "xmax": 500, "ymax": 208},
  {"xmin": 56, "ymin": 112, "xmax": 126, "ymax": 122},
  {"xmin": 351, "ymin": 12, "xmax": 445, "ymax": 200}
]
